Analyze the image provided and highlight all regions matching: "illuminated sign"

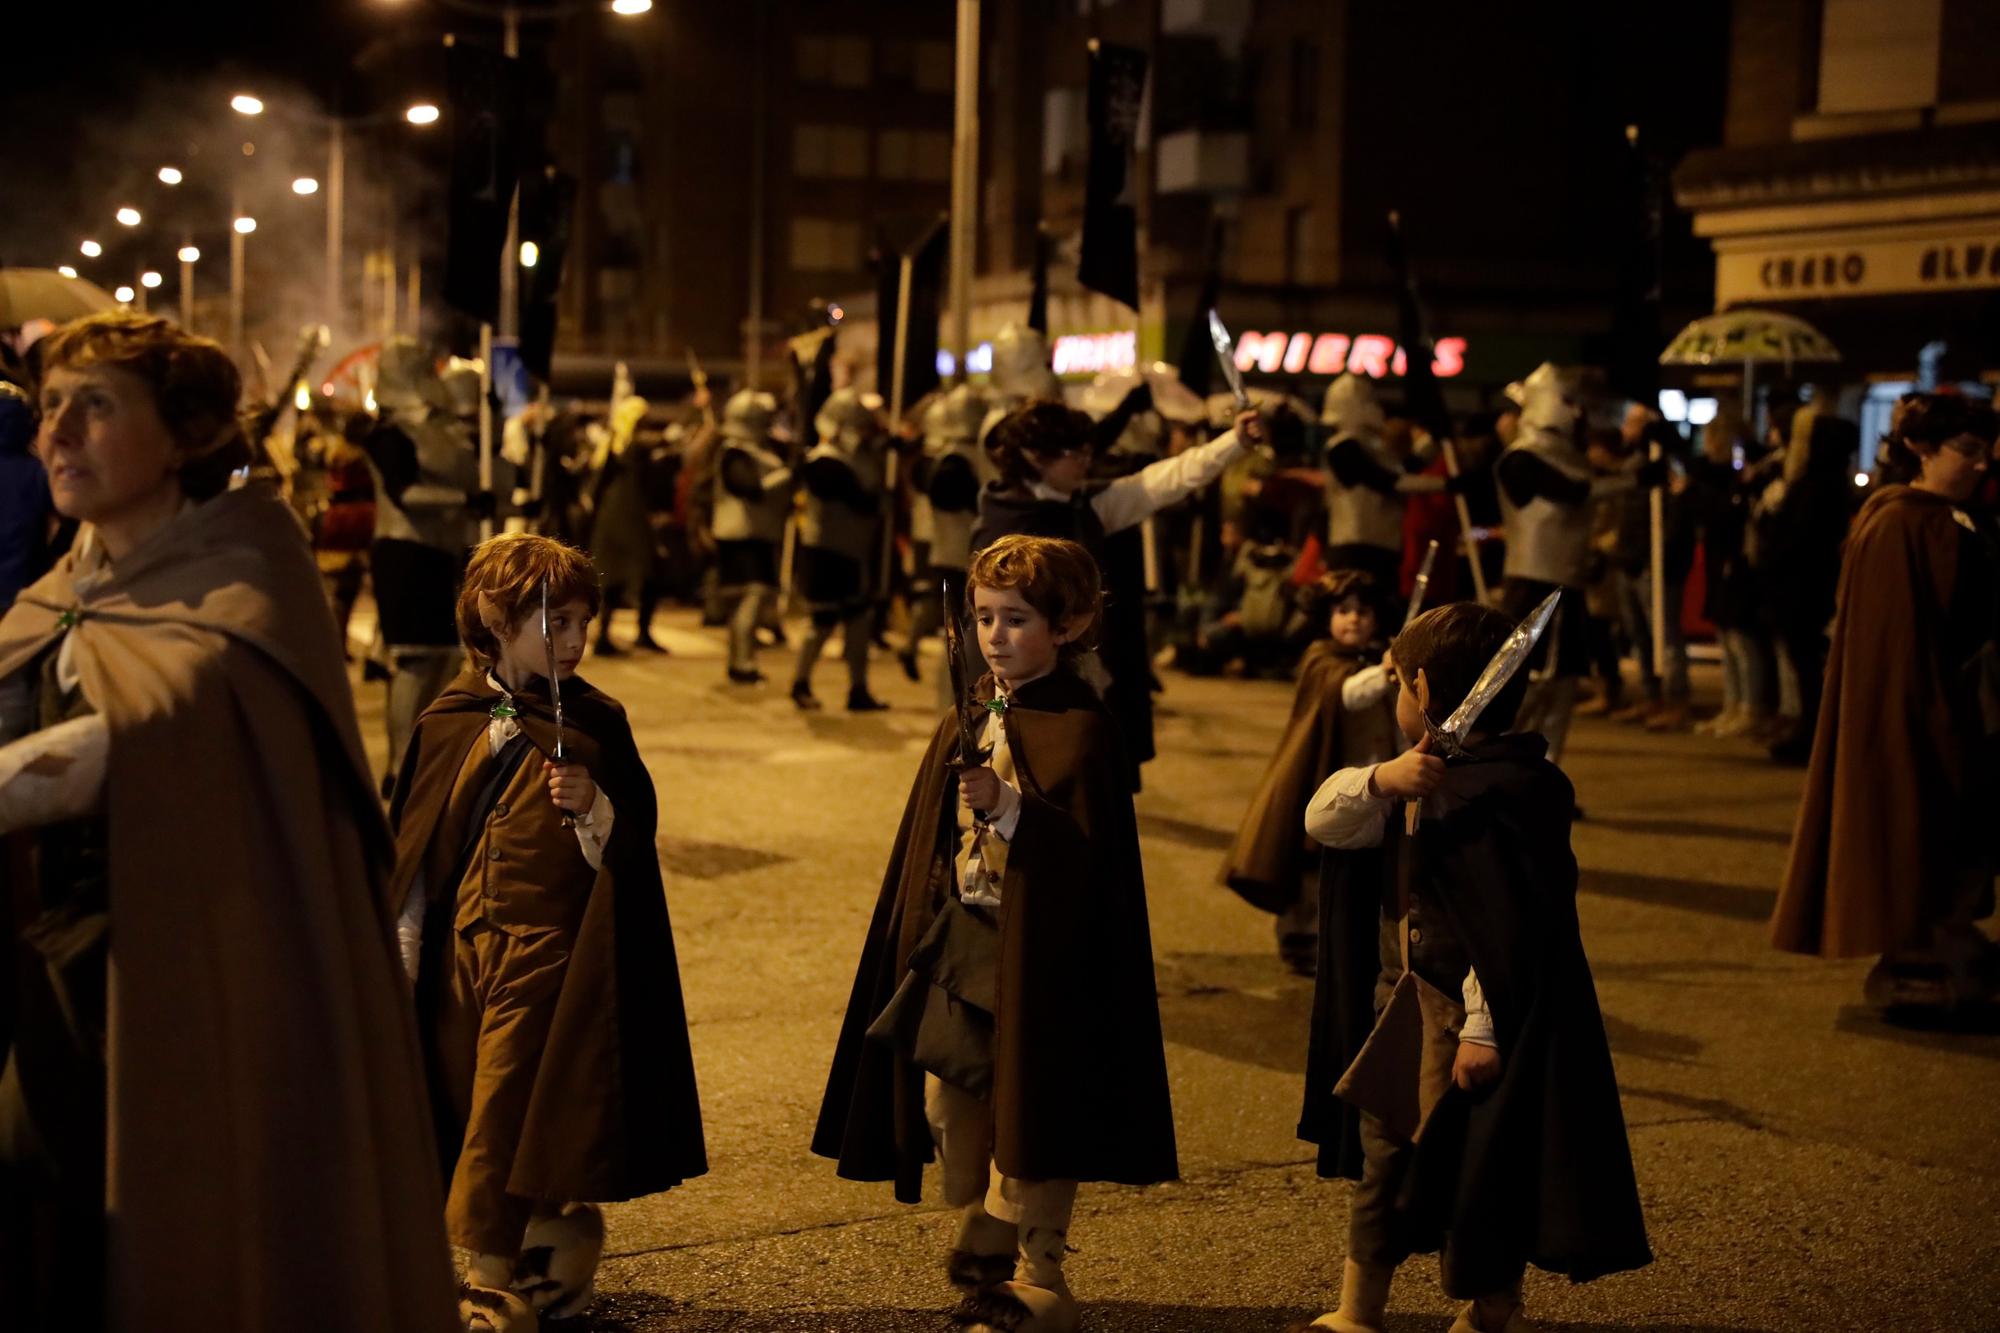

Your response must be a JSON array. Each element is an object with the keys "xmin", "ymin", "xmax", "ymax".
[
  {"xmin": 1716, "ymin": 229, "xmax": 2000, "ymax": 304},
  {"xmin": 1053, "ymin": 330, "xmax": 1137, "ymax": 375},
  {"xmin": 936, "ymin": 343, "xmax": 995, "ymax": 377},
  {"xmin": 1232, "ymin": 332, "xmax": 1467, "ymax": 379}
]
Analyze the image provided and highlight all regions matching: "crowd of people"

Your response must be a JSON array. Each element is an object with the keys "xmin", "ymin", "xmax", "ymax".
[{"xmin": 0, "ymin": 306, "xmax": 1993, "ymax": 1333}]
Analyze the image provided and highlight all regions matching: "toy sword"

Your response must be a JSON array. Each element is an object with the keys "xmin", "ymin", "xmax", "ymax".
[
  {"xmin": 541, "ymin": 579, "xmax": 574, "ymax": 828},
  {"xmin": 940, "ymin": 588, "xmax": 993, "ymax": 818},
  {"xmin": 1206, "ymin": 308, "xmax": 1251, "ymax": 413},
  {"xmin": 1424, "ymin": 588, "xmax": 1561, "ymax": 760},
  {"xmin": 1402, "ymin": 539, "xmax": 1439, "ymax": 631}
]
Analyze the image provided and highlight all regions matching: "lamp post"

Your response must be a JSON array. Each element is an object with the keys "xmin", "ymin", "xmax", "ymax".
[
  {"xmin": 230, "ymin": 215, "xmax": 256, "ymax": 358},
  {"xmin": 178, "ymin": 245, "xmax": 200, "ymax": 330},
  {"xmin": 949, "ymin": 0, "xmax": 981, "ymax": 383}
]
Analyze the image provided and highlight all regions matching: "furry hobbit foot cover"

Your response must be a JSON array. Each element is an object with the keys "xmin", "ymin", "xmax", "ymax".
[
  {"xmin": 512, "ymin": 1202, "xmax": 607, "ymax": 1320},
  {"xmin": 459, "ymin": 1282, "xmax": 538, "ymax": 1333}
]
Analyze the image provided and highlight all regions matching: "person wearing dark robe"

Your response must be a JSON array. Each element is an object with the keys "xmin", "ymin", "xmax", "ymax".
[
  {"xmin": 1773, "ymin": 395, "xmax": 1999, "ymax": 1015},
  {"xmin": 1292, "ymin": 602, "xmax": 1650, "ymax": 1333},
  {"xmin": 971, "ymin": 401, "xmax": 1261, "ymax": 790},
  {"xmin": 1220, "ymin": 569, "xmax": 1398, "ymax": 975},
  {"xmin": 587, "ymin": 395, "xmax": 670, "ymax": 656},
  {"xmin": 792, "ymin": 389, "xmax": 891, "ymax": 712},
  {"xmin": 0, "ymin": 313, "xmax": 457, "ymax": 1333},
  {"xmin": 389, "ymin": 534, "xmax": 706, "ymax": 1324},
  {"xmin": 813, "ymin": 536, "xmax": 1176, "ymax": 1333}
]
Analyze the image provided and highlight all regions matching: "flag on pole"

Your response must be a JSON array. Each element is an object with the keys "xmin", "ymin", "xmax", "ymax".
[
  {"xmin": 873, "ymin": 214, "xmax": 948, "ymax": 411},
  {"xmin": 1175, "ymin": 217, "xmax": 1225, "ymax": 396},
  {"xmin": 1077, "ymin": 41, "xmax": 1147, "ymax": 311},
  {"xmin": 1027, "ymin": 222, "xmax": 1051, "ymax": 337},
  {"xmin": 443, "ymin": 43, "xmax": 522, "ymax": 325},
  {"xmin": 516, "ymin": 165, "xmax": 576, "ymax": 382}
]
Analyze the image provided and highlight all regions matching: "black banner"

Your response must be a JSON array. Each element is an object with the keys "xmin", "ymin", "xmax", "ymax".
[
  {"xmin": 873, "ymin": 214, "xmax": 947, "ymax": 412},
  {"xmin": 516, "ymin": 165, "xmax": 577, "ymax": 382},
  {"xmin": 1077, "ymin": 41, "xmax": 1147, "ymax": 311},
  {"xmin": 1175, "ymin": 217, "xmax": 1225, "ymax": 397},
  {"xmin": 1386, "ymin": 210, "xmax": 1450, "ymax": 442},
  {"xmin": 1027, "ymin": 222, "xmax": 1051, "ymax": 337},
  {"xmin": 443, "ymin": 43, "xmax": 522, "ymax": 326}
]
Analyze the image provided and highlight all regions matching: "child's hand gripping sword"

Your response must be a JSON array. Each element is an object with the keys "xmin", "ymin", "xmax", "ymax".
[
  {"xmin": 940, "ymin": 588, "xmax": 994, "ymax": 821},
  {"xmin": 1206, "ymin": 309, "xmax": 1276, "ymax": 463},
  {"xmin": 541, "ymin": 580, "xmax": 575, "ymax": 830},
  {"xmin": 1405, "ymin": 588, "xmax": 1562, "ymax": 833}
]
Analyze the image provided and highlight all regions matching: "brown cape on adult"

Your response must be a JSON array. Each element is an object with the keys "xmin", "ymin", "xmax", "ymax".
[
  {"xmin": 389, "ymin": 668, "xmax": 707, "ymax": 1201},
  {"xmin": 1218, "ymin": 640, "xmax": 1369, "ymax": 912},
  {"xmin": 812, "ymin": 668, "xmax": 1177, "ymax": 1201},
  {"xmin": 1773, "ymin": 484, "xmax": 1992, "ymax": 957},
  {"xmin": 0, "ymin": 484, "xmax": 457, "ymax": 1331}
]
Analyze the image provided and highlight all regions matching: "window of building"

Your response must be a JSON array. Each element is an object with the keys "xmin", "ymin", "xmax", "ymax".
[
  {"xmin": 1289, "ymin": 42, "xmax": 1318, "ymax": 131},
  {"xmin": 797, "ymin": 34, "xmax": 871, "ymax": 87},
  {"xmin": 878, "ymin": 128, "xmax": 951, "ymax": 182},
  {"xmin": 1818, "ymin": 0, "xmax": 1942, "ymax": 114},
  {"xmin": 914, "ymin": 40, "xmax": 953, "ymax": 94},
  {"xmin": 790, "ymin": 218, "xmax": 862, "ymax": 272},
  {"xmin": 1043, "ymin": 86, "xmax": 1085, "ymax": 175},
  {"xmin": 794, "ymin": 123, "xmax": 869, "ymax": 178}
]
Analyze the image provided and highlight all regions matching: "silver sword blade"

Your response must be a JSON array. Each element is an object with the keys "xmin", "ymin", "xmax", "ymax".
[
  {"xmin": 1424, "ymin": 589, "xmax": 1561, "ymax": 757},
  {"xmin": 1402, "ymin": 539, "xmax": 1440, "ymax": 630},
  {"xmin": 1207, "ymin": 308, "xmax": 1251, "ymax": 411},
  {"xmin": 541, "ymin": 580, "xmax": 565, "ymax": 761}
]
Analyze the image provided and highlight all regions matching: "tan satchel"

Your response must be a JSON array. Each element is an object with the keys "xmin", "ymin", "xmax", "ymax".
[{"xmin": 1332, "ymin": 875, "xmax": 1465, "ymax": 1145}]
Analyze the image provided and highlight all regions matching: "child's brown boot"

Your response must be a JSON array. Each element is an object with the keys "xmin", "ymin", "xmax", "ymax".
[
  {"xmin": 951, "ymin": 1223, "xmax": 1080, "ymax": 1333},
  {"xmin": 1285, "ymin": 1256, "xmax": 1394, "ymax": 1332},
  {"xmin": 946, "ymin": 1202, "xmax": 1019, "ymax": 1292}
]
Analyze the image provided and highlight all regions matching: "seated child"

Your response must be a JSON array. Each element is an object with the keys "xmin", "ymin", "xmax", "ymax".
[
  {"xmin": 813, "ymin": 534, "xmax": 1177, "ymax": 1333},
  {"xmin": 1292, "ymin": 602, "xmax": 1650, "ymax": 1333},
  {"xmin": 1220, "ymin": 570, "xmax": 1400, "ymax": 975},
  {"xmin": 388, "ymin": 533, "xmax": 707, "ymax": 1328}
]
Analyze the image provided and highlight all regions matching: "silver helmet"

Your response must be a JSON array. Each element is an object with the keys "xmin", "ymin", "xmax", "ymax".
[
  {"xmin": 1319, "ymin": 373, "xmax": 1385, "ymax": 439},
  {"xmin": 722, "ymin": 388, "xmax": 778, "ymax": 445},
  {"xmin": 989, "ymin": 322, "xmax": 1061, "ymax": 401},
  {"xmin": 814, "ymin": 387, "xmax": 879, "ymax": 450},
  {"xmin": 924, "ymin": 384, "xmax": 988, "ymax": 450},
  {"xmin": 1505, "ymin": 362, "xmax": 1583, "ymax": 437}
]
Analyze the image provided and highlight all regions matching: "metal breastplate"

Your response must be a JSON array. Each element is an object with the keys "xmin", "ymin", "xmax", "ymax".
[
  {"xmin": 711, "ymin": 441, "xmax": 789, "ymax": 545},
  {"xmin": 801, "ymin": 443, "xmax": 881, "ymax": 561},
  {"xmin": 1499, "ymin": 434, "xmax": 1592, "ymax": 587},
  {"xmin": 1324, "ymin": 433, "xmax": 1407, "ymax": 551}
]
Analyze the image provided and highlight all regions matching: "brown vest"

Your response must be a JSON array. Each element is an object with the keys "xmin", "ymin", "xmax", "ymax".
[{"xmin": 429, "ymin": 733, "xmax": 597, "ymax": 937}]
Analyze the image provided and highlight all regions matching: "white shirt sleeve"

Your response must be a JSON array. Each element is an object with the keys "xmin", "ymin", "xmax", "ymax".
[
  {"xmin": 1303, "ymin": 763, "xmax": 1392, "ymax": 849},
  {"xmin": 0, "ymin": 713, "xmax": 109, "ymax": 836},
  {"xmin": 573, "ymin": 786, "xmax": 616, "ymax": 871},
  {"xmin": 1089, "ymin": 430, "xmax": 1244, "ymax": 535},
  {"xmin": 1340, "ymin": 663, "xmax": 1394, "ymax": 711},
  {"xmin": 1460, "ymin": 967, "xmax": 1497, "ymax": 1047},
  {"xmin": 984, "ymin": 777, "xmax": 1023, "ymax": 842}
]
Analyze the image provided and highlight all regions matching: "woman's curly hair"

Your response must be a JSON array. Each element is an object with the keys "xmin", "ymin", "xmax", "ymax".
[{"xmin": 37, "ymin": 312, "xmax": 253, "ymax": 499}]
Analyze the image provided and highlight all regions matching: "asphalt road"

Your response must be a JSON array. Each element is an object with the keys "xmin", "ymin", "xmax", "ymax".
[{"xmin": 353, "ymin": 608, "xmax": 2000, "ymax": 1333}]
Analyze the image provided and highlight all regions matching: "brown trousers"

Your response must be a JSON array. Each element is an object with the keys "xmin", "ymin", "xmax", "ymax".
[{"xmin": 434, "ymin": 922, "xmax": 573, "ymax": 1255}]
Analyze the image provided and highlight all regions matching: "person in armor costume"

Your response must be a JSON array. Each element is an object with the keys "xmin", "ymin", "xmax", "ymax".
[
  {"xmin": 1494, "ymin": 364, "xmax": 1656, "ymax": 768},
  {"xmin": 358, "ymin": 337, "xmax": 489, "ymax": 786},
  {"xmin": 712, "ymin": 389, "xmax": 791, "ymax": 684},
  {"xmin": 972, "ymin": 400, "xmax": 1264, "ymax": 790},
  {"xmin": 977, "ymin": 323, "xmax": 1064, "ymax": 448},
  {"xmin": 793, "ymin": 389, "xmax": 891, "ymax": 711},
  {"xmin": 588, "ymin": 395, "xmax": 671, "ymax": 657},
  {"xmin": 900, "ymin": 386, "xmax": 994, "ymax": 686},
  {"xmin": 1321, "ymin": 374, "xmax": 1447, "ymax": 600}
]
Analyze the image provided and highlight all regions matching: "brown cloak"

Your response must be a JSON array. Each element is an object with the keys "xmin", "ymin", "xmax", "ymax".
[
  {"xmin": 0, "ymin": 486, "xmax": 456, "ymax": 1331},
  {"xmin": 1219, "ymin": 641, "xmax": 1369, "ymax": 912},
  {"xmin": 813, "ymin": 668, "xmax": 1178, "ymax": 1201},
  {"xmin": 389, "ymin": 669, "xmax": 707, "ymax": 1201},
  {"xmin": 1773, "ymin": 486, "xmax": 1990, "ymax": 957}
]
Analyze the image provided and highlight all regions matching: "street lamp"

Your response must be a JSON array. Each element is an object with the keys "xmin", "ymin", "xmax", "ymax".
[
  {"xmin": 293, "ymin": 176, "xmax": 321, "ymax": 196},
  {"xmin": 178, "ymin": 245, "xmax": 202, "ymax": 263},
  {"xmin": 80, "ymin": 239, "xmax": 102, "ymax": 258},
  {"xmin": 406, "ymin": 102, "xmax": 441, "ymax": 126},
  {"xmin": 115, "ymin": 286, "xmax": 135, "ymax": 304},
  {"xmin": 158, "ymin": 166, "xmax": 184, "ymax": 186},
  {"xmin": 141, "ymin": 271, "xmax": 163, "ymax": 289},
  {"xmin": 234, "ymin": 216, "xmax": 258, "ymax": 235},
  {"xmin": 116, "ymin": 207, "xmax": 142, "ymax": 227},
  {"xmin": 178, "ymin": 246, "xmax": 200, "ymax": 329},
  {"xmin": 519, "ymin": 240, "xmax": 540, "ymax": 268},
  {"xmin": 231, "ymin": 94, "xmax": 265, "ymax": 116},
  {"xmin": 611, "ymin": 0, "xmax": 653, "ymax": 12},
  {"xmin": 58, "ymin": 266, "xmax": 78, "ymax": 279}
]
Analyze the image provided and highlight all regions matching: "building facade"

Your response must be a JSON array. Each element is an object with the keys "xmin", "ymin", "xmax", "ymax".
[{"xmin": 1674, "ymin": 0, "xmax": 2000, "ymax": 448}]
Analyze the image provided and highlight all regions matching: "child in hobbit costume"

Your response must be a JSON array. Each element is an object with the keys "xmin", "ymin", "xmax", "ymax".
[
  {"xmin": 813, "ymin": 534, "xmax": 1177, "ymax": 1333},
  {"xmin": 1292, "ymin": 601, "xmax": 1649, "ymax": 1333},
  {"xmin": 390, "ymin": 534, "xmax": 707, "ymax": 1329},
  {"xmin": 1220, "ymin": 569, "xmax": 1400, "ymax": 976}
]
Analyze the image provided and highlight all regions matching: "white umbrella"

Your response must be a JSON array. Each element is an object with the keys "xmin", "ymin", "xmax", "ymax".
[
  {"xmin": 1079, "ymin": 361, "xmax": 1209, "ymax": 424},
  {"xmin": 0, "ymin": 268, "xmax": 120, "ymax": 328},
  {"xmin": 1658, "ymin": 308, "xmax": 1840, "ymax": 370}
]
